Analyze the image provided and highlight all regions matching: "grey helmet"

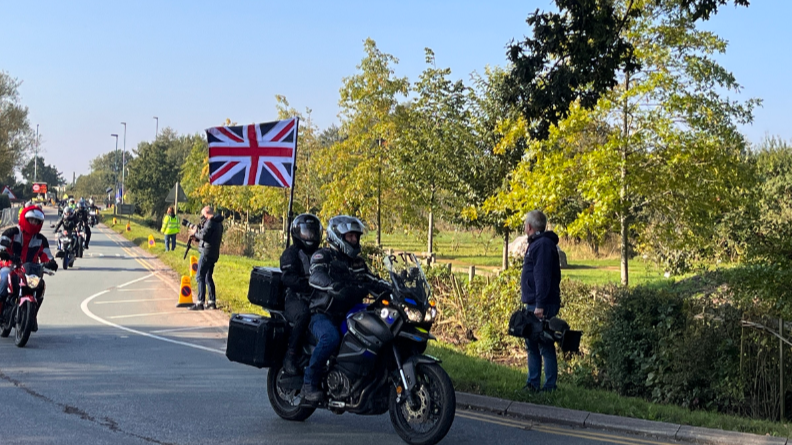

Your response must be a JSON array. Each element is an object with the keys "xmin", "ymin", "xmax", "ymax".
[{"xmin": 326, "ymin": 215, "xmax": 365, "ymax": 259}]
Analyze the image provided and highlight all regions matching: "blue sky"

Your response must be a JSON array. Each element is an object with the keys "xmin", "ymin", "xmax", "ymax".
[{"xmin": 1, "ymin": 0, "xmax": 788, "ymax": 177}]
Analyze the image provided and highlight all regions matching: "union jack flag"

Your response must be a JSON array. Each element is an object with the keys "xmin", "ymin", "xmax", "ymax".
[{"xmin": 205, "ymin": 117, "xmax": 298, "ymax": 187}]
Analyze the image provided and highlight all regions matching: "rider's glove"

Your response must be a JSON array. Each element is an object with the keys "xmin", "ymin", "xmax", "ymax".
[
  {"xmin": 46, "ymin": 259, "xmax": 58, "ymax": 271},
  {"xmin": 0, "ymin": 250, "xmax": 9, "ymax": 261}
]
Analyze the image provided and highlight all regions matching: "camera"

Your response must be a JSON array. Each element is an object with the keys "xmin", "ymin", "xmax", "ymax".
[{"xmin": 181, "ymin": 219, "xmax": 197, "ymax": 230}]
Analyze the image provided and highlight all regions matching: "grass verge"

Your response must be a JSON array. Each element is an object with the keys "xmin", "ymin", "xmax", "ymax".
[{"xmin": 105, "ymin": 212, "xmax": 791, "ymax": 437}]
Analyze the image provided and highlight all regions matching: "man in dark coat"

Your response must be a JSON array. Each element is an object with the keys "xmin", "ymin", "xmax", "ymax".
[
  {"xmin": 189, "ymin": 206, "xmax": 224, "ymax": 310},
  {"xmin": 521, "ymin": 209, "xmax": 562, "ymax": 391}
]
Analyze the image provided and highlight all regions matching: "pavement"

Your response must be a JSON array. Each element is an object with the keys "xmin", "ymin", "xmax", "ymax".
[{"xmin": 0, "ymin": 209, "xmax": 783, "ymax": 445}]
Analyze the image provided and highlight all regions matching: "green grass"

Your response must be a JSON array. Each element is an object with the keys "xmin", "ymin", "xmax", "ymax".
[
  {"xmin": 562, "ymin": 259, "xmax": 673, "ymax": 287},
  {"xmin": 427, "ymin": 343, "xmax": 792, "ymax": 437},
  {"xmin": 105, "ymin": 212, "xmax": 787, "ymax": 436}
]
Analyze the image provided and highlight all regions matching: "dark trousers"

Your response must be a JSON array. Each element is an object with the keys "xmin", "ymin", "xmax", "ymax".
[
  {"xmin": 83, "ymin": 225, "xmax": 91, "ymax": 246},
  {"xmin": 525, "ymin": 304, "xmax": 560, "ymax": 390},
  {"xmin": 164, "ymin": 234, "xmax": 177, "ymax": 251},
  {"xmin": 284, "ymin": 296, "xmax": 310, "ymax": 353},
  {"xmin": 303, "ymin": 313, "xmax": 340, "ymax": 388},
  {"xmin": 195, "ymin": 253, "xmax": 217, "ymax": 304}
]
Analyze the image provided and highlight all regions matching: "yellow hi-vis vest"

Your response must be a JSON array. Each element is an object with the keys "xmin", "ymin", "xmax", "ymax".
[{"xmin": 161, "ymin": 215, "xmax": 180, "ymax": 235}]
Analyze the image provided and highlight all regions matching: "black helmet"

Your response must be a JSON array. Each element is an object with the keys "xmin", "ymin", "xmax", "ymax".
[
  {"xmin": 291, "ymin": 213, "xmax": 323, "ymax": 253},
  {"xmin": 326, "ymin": 215, "xmax": 365, "ymax": 259}
]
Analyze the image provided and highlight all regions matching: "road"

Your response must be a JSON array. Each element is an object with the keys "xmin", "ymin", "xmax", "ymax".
[{"xmin": 0, "ymin": 211, "xmax": 677, "ymax": 445}]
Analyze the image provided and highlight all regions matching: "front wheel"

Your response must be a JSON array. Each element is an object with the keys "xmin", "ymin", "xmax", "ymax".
[
  {"xmin": 389, "ymin": 363, "xmax": 456, "ymax": 445},
  {"xmin": 14, "ymin": 300, "xmax": 34, "ymax": 347},
  {"xmin": 266, "ymin": 364, "xmax": 315, "ymax": 422},
  {"xmin": 62, "ymin": 254, "xmax": 69, "ymax": 271}
]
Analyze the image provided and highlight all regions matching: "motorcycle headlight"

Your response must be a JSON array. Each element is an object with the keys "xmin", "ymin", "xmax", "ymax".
[
  {"xmin": 26, "ymin": 275, "xmax": 40, "ymax": 288},
  {"xmin": 423, "ymin": 306, "xmax": 437, "ymax": 322},
  {"xmin": 403, "ymin": 305, "xmax": 424, "ymax": 323},
  {"xmin": 379, "ymin": 308, "xmax": 399, "ymax": 325}
]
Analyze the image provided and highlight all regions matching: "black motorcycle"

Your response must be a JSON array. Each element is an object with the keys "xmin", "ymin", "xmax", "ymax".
[
  {"xmin": 266, "ymin": 253, "xmax": 454, "ymax": 445},
  {"xmin": 0, "ymin": 261, "xmax": 54, "ymax": 347},
  {"xmin": 56, "ymin": 229, "xmax": 80, "ymax": 270}
]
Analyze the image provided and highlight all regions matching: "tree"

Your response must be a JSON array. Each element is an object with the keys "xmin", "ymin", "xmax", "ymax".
[
  {"xmin": 0, "ymin": 71, "xmax": 32, "ymax": 179},
  {"xmin": 21, "ymin": 156, "xmax": 65, "ymax": 186},
  {"xmin": 319, "ymin": 38, "xmax": 409, "ymax": 245},
  {"xmin": 488, "ymin": 1, "xmax": 757, "ymax": 284},
  {"xmin": 505, "ymin": 0, "xmax": 749, "ymax": 141},
  {"xmin": 396, "ymin": 49, "xmax": 473, "ymax": 254}
]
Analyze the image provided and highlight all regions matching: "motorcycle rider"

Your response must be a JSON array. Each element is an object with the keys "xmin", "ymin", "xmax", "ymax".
[
  {"xmin": 280, "ymin": 213, "xmax": 323, "ymax": 375},
  {"xmin": 74, "ymin": 201, "xmax": 92, "ymax": 249},
  {"xmin": 302, "ymin": 215, "xmax": 389, "ymax": 403},
  {"xmin": 53, "ymin": 207, "xmax": 79, "ymax": 252},
  {"xmin": 0, "ymin": 206, "xmax": 58, "ymax": 328}
]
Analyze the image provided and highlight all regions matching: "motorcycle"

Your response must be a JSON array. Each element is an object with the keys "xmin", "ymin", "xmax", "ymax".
[
  {"xmin": 56, "ymin": 229, "xmax": 80, "ymax": 270},
  {"xmin": 88, "ymin": 209, "xmax": 98, "ymax": 227},
  {"xmin": 0, "ymin": 261, "xmax": 54, "ymax": 347},
  {"xmin": 266, "ymin": 253, "xmax": 455, "ymax": 445}
]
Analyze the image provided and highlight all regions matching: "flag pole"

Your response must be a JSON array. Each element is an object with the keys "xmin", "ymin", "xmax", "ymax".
[{"xmin": 285, "ymin": 117, "xmax": 299, "ymax": 248}]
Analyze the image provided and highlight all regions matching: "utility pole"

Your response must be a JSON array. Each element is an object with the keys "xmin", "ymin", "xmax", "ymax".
[
  {"xmin": 121, "ymin": 122, "xmax": 126, "ymax": 204},
  {"xmin": 34, "ymin": 124, "xmax": 39, "ymax": 183},
  {"xmin": 153, "ymin": 116, "xmax": 158, "ymax": 139}
]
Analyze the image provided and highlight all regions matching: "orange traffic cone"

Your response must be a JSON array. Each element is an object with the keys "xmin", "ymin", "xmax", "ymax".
[
  {"xmin": 126, "ymin": 222, "xmax": 131, "ymax": 232},
  {"xmin": 148, "ymin": 234, "xmax": 155, "ymax": 249},
  {"xmin": 177, "ymin": 276, "xmax": 193, "ymax": 307}
]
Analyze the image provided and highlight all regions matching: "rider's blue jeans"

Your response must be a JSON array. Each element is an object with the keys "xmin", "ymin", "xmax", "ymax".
[{"xmin": 303, "ymin": 313, "xmax": 340, "ymax": 388}]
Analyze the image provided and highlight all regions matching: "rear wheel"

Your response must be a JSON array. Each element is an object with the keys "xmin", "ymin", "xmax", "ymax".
[
  {"xmin": 14, "ymin": 300, "xmax": 34, "ymax": 347},
  {"xmin": 389, "ymin": 363, "xmax": 456, "ymax": 445},
  {"xmin": 266, "ymin": 364, "xmax": 315, "ymax": 421}
]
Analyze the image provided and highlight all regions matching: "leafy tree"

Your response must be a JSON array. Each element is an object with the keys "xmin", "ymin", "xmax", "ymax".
[
  {"xmin": 319, "ymin": 38, "xmax": 409, "ymax": 245},
  {"xmin": 396, "ymin": 49, "xmax": 473, "ymax": 254},
  {"xmin": 21, "ymin": 156, "xmax": 65, "ymax": 186},
  {"xmin": 505, "ymin": 0, "xmax": 749, "ymax": 140},
  {"xmin": 0, "ymin": 71, "xmax": 32, "ymax": 179},
  {"xmin": 489, "ymin": 1, "xmax": 757, "ymax": 284}
]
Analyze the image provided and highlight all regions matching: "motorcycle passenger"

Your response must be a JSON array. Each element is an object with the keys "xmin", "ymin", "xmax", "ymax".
[
  {"xmin": 302, "ymin": 215, "xmax": 388, "ymax": 403},
  {"xmin": 74, "ymin": 201, "xmax": 92, "ymax": 249},
  {"xmin": 0, "ymin": 206, "xmax": 58, "ymax": 325},
  {"xmin": 280, "ymin": 213, "xmax": 323, "ymax": 375}
]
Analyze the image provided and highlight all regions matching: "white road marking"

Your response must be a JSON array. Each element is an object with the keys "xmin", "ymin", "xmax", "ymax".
[
  {"xmin": 93, "ymin": 298, "xmax": 172, "ymax": 304},
  {"xmin": 108, "ymin": 311, "xmax": 178, "ymax": 319},
  {"xmin": 80, "ymin": 275, "xmax": 224, "ymax": 355},
  {"xmin": 116, "ymin": 288, "xmax": 162, "ymax": 292},
  {"xmin": 150, "ymin": 326, "xmax": 216, "ymax": 334},
  {"xmin": 118, "ymin": 274, "xmax": 154, "ymax": 288}
]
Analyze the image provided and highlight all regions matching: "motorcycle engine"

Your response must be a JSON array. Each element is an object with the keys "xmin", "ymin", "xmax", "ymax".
[{"xmin": 326, "ymin": 369, "xmax": 352, "ymax": 400}]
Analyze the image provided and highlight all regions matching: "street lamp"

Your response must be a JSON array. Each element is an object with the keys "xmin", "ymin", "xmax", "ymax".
[
  {"xmin": 154, "ymin": 116, "xmax": 158, "ymax": 139},
  {"xmin": 110, "ymin": 133, "xmax": 119, "ymax": 197},
  {"xmin": 121, "ymin": 122, "xmax": 126, "ymax": 204},
  {"xmin": 34, "ymin": 124, "xmax": 39, "ymax": 183}
]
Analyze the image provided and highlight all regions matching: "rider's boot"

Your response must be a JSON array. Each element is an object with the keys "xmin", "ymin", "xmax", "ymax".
[
  {"xmin": 301, "ymin": 383, "xmax": 324, "ymax": 404},
  {"xmin": 283, "ymin": 349, "xmax": 300, "ymax": 375}
]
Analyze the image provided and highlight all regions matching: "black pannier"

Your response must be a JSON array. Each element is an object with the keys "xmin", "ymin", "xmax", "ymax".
[
  {"xmin": 248, "ymin": 267, "xmax": 283, "ymax": 310},
  {"xmin": 226, "ymin": 313, "xmax": 288, "ymax": 368}
]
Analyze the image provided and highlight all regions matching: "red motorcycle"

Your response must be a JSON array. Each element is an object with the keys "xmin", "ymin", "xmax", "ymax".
[{"xmin": 0, "ymin": 260, "xmax": 54, "ymax": 347}]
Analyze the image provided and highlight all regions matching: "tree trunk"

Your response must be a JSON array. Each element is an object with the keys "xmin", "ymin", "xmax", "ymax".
[
  {"xmin": 620, "ymin": 212, "xmax": 629, "ymax": 286},
  {"xmin": 427, "ymin": 188, "xmax": 435, "ymax": 256},
  {"xmin": 502, "ymin": 230, "xmax": 510, "ymax": 271},
  {"xmin": 376, "ymin": 147, "xmax": 382, "ymax": 247}
]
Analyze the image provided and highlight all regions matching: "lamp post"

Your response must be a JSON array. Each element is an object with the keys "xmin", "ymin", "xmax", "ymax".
[
  {"xmin": 110, "ymin": 133, "xmax": 119, "ymax": 198},
  {"xmin": 34, "ymin": 124, "xmax": 39, "ymax": 183},
  {"xmin": 153, "ymin": 116, "xmax": 158, "ymax": 139},
  {"xmin": 121, "ymin": 122, "xmax": 126, "ymax": 204}
]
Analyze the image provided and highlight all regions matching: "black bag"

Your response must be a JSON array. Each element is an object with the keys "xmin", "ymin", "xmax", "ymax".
[
  {"xmin": 248, "ymin": 267, "xmax": 283, "ymax": 310},
  {"xmin": 226, "ymin": 313, "xmax": 288, "ymax": 368},
  {"xmin": 508, "ymin": 308, "xmax": 542, "ymax": 339}
]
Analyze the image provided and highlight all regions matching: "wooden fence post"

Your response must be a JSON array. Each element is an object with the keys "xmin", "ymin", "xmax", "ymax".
[{"xmin": 468, "ymin": 265, "xmax": 475, "ymax": 283}]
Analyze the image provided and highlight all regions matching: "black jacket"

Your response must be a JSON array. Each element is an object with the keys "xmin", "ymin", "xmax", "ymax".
[
  {"xmin": 308, "ymin": 248, "xmax": 377, "ymax": 321},
  {"xmin": 521, "ymin": 231, "xmax": 562, "ymax": 309},
  {"xmin": 279, "ymin": 244, "xmax": 312, "ymax": 302},
  {"xmin": 54, "ymin": 215, "xmax": 79, "ymax": 233},
  {"xmin": 194, "ymin": 214, "xmax": 224, "ymax": 260}
]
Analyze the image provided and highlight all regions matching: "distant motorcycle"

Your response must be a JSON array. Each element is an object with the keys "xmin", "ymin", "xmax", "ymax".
[
  {"xmin": 56, "ymin": 229, "xmax": 80, "ymax": 270},
  {"xmin": 0, "ymin": 261, "xmax": 54, "ymax": 347},
  {"xmin": 88, "ymin": 208, "xmax": 98, "ymax": 227}
]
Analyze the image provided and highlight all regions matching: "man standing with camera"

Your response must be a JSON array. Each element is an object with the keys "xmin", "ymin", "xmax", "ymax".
[
  {"xmin": 188, "ymin": 206, "xmax": 224, "ymax": 310},
  {"xmin": 521, "ymin": 210, "xmax": 561, "ymax": 392}
]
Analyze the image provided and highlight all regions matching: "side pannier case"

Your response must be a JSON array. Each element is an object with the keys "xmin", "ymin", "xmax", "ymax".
[{"xmin": 226, "ymin": 313, "xmax": 288, "ymax": 368}]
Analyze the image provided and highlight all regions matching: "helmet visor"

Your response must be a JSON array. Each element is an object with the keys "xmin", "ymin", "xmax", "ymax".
[{"xmin": 296, "ymin": 222, "xmax": 321, "ymax": 243}]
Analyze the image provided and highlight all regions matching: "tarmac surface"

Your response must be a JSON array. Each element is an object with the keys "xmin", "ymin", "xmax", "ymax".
[{"xmin": 0, "ymin": 211, "xmax": 687, "ymax": 445}]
